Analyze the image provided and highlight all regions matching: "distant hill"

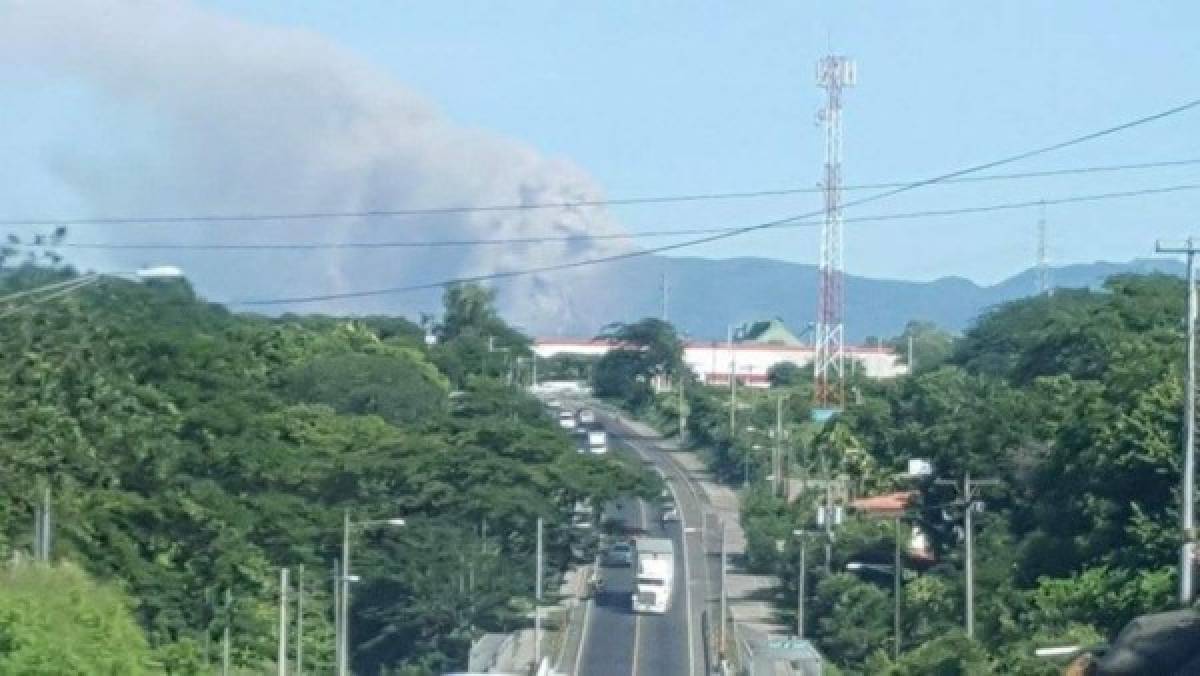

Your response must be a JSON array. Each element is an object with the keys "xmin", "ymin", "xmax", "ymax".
[{"xmin": 510, "ymin": 256, "xmax": 1185, "ymax": 341}]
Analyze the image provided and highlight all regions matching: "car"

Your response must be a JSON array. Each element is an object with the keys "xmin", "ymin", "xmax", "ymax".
[
  {"xmin": 578, "ymin": 408, "xmax": 596, "ymax": 426},
  {"xmin": 606, "ymin": 541, "xmax": 634, "ymax": 566},
  {"xmin": 558, "ymin": 410, "xmax": 577, "ymax": 430},
  {"xmin": 661, "ymin": 506, "xmax": 680, "ymax": 523}
]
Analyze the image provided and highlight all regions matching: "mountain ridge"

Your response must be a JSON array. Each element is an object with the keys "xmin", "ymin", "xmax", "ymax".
[{"xmin": 510, "ymin": 255, "xmax": 1185, "ymax": 341}]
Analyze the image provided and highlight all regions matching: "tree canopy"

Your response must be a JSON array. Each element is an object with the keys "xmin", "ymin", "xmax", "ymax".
[{"xmin": 0, "ymin": 268, "xmax": 646, "ymax": 673}]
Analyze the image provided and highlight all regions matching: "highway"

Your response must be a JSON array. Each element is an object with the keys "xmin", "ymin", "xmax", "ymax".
[{"xmin": 573, "ymin": 401, "xmax": 714, "ymax": 676}]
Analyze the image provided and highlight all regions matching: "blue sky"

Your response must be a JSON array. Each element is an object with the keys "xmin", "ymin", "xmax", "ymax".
[{"xmin": 3, "ymin": 1, "xmax": 1199, "ymax": 289}]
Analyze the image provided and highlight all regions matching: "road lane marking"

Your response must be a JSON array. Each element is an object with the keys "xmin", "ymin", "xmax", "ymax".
[
  {"xmin": 677, "ymin": 487, "xmax": 699, "ymax": 676},
  {"xmin": 572, "ymin": 553, "xmax": 601, "ymax": 676},
  {"xmin": 573, "ymin": 596, "xmax": 594, "ymax": 676}
]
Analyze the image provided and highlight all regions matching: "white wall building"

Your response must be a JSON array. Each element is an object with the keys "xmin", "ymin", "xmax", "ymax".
[{"xmin": 532, "ymin": 338, "xmax": 907, "ymax": 387}]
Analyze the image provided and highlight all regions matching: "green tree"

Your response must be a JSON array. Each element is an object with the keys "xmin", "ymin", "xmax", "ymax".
[
  {"xmin": 889, "ymin": 320, "xmax": 955, "ymax": 373},
  {"xmin": 0, "ymin": 563, "xmax": 154, "ymax": 674}
]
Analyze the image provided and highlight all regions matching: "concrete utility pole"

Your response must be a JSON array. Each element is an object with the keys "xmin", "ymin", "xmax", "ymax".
[
  {"xmin": 332, "ymin": 559, "xmax": 341, "ymax": 674},
  {"xmin": 720, "ymin": 519, "xmax": 728, "ymax": 657},
  {"xmin": 817, "ymin": 453, "xmax": 842, "ymax": 572},
  {"xmin": 661, "ymin": 271, "xmax": 669, "ymax": 322},
  {"xmin": 222, "ymin": 588, "xmax": 232, "ymax": 676},
  {"xmin": 893, "ymin": 518, "xmax": 903, "ymax": 659},
  {"xmin": 33, "ymin": 486, "xmax": 51, "ymax": 561},
  {"xmin": 1036, "ymin": 201, "xmax": 1050, "ymax": 295},
  {"xmin": 339, "ymin": 511, "xmax": 351, "ymax": 676},
  {"xmin": 792, "ymin": 530, "xmax": 821, "ymax": 639},
  {"xmin": 728, "ymin": 325, "xmax": 737, "ymax": 436},
  {"xmin": 774, "ymin": 394, "xmax": 785, "ymax": 498},
  {"xmin": 907, "ymin": 334, "xmax": 915, "ymax": 374},
  {"xmin": 1157, "ymin": 239, "xmax": 1198, "ymax": 605},
  {"xmin": 295, "ymin": 564, "xmax": 304, "ymax": 676},
  {"xmin": 678, "ymin": 376, "xmax": 688, "ymax": 446},
  {"xmin": 935, "ymin": 473, "xmax": 1001, "ymax": 638},
  {"xmin": 278, "ymin": 567, "xmax": 289, "ymax": 676},
  {"xmin": 534, "ymin": 517, "xmax": 544, "ymax": 669}
]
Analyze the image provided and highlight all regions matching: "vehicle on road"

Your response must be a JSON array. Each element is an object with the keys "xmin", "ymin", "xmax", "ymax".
[
  {"xmin": 587, "ymin": 429, "xmax": 608, "ymax": 454},
  {"xmin": 577, "ymin": 408, "xmax": 596, "ymax": 426},
  {"xmin": 606, "ymin": 541, "xmax": 634, "ymax": 566},
  {"xmin": 661, "ymin": 505, "xmax": 680, "ymax": 523},
  {"xmin": 558, "ymin": 410, "xmax": 577, "ymax": 430},
  {"xmin": 631, "ymin": 537, "xmax": 675, "ymax": 613}
]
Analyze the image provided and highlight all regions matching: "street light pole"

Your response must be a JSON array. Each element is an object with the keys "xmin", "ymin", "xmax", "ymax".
[
  {"xmin": 1157, "ymin": 238, "xmax": 1198, "ymax": 604},
  {"xmin": 278, "ymin": 567, "xmax": 288, "ymax": 676},
  {"xmin": 339, "ymin": 510, "xmax": 351, "ymax": 676},
  {"xmin": 338, "ymin": 514, "xmax": 405, "ymax": 676}
]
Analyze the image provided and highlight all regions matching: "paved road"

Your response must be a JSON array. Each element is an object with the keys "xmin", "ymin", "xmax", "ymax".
[{"xmin": 574, "ymin": 401, "xmax": 713, "ymax": 676}]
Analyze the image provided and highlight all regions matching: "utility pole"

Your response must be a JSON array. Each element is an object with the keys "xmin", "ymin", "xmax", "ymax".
[
  {"xmin": 661, "ymin": 271, "xmax": 669, "ymax": 322},
  {"xmin": 1157, "ymin": 239, "xmax": 1198, "ymax": 605},
  {"xmin": 728, "ymin": 325, "xmax": 737, "ymax": 436},
  {"xmin": 331, "ymin": 559, "xmax": 341, "ymax": 675},
  {"xmin": 907, "ymin": 333, "xmax": 915, "ymax": 374},
  {"xmin": 33, "ymin": 486, "xmax": 51, "ymax": 561},
  {"xmin": 719, "ymin": 519, "xmax": 728, "ymax": 658},
  {"xmin": 278, "ymin": 567, "xmax": 289, "ymax": 676},
  {"xmin": 816, "ymin": 452, "xmax": 842, "ymax": 572},
  {"xmin": 534, "ymin": 517, "xmax": 544, "ymax": 670},
  {"xmin": 893, "ymin": 517, "xmax": 903, "ymax": 659},
  {"xmin": 678, "ymin": 375, "xmax": 688, "ymax": 446},
  {"xmin": 339, "ymin": 509, "xmax": 351, "ymax": 676},
  {"xmin": 774, "ymin": 394, "xmax": 785, "ymax": 498},
  {"xmin": 935, "ymin": 472, "xmax": 1001, "ymax": 638},
  {"xmin": 792, "ymin": 530, "xmax": 821, "ymax": 639},
  {"xmin": 222, "ymin": 588, "xmax": 232, "ymax": 676},
  {"xmin": 295, "ymin": 564, "xmax": 304, "ymax": 676},
  {"xmin": 813, "ymin": 54, "xmax": 855, "ymax": 412},
  {"xmin": 1037, "ymin": 201, "xmax": 1051, "ymax": 295}
]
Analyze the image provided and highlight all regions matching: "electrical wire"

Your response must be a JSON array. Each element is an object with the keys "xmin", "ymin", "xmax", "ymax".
[
  {"xmin": 232, "ymin": 97, "xmax": 1200, "ymax": 305},
  {"xmin": 2, "ymin": 157, "xmax": 1199, "ymax": 227},
  {"xmin": 40, "ymin": 183, "xmax": 1200, "ymax": 251}
]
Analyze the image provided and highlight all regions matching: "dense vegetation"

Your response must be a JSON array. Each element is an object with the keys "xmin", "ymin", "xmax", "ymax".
[
  {"xmin": 597, "ymin": 274, "xmax": 1194, "ymax": 674},
  {"xmin": 0, "ymin": 268, "xmax": 647, "ymax": 674}
]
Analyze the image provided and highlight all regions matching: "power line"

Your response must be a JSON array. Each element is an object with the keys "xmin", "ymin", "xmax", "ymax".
[
  {"xmin": 31, "ymin": 183, "xmax": 1200, "ymax": 251},
  {"xmin": 2, "ymin": 157, "xmax": 1199, "ymax": 228},
  {"xmin": 227, "ymin": 97, "xmax": 1200, "ymax": 304},
  {"xmin": 232, "ymin": 181, "xmax": 1200, "ymax": 307}
]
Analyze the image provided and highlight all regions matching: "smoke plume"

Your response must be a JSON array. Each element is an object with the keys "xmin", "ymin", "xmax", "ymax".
[{"xmin": 0, "ymin": 0, "xmax": 629, "ymax": 330}]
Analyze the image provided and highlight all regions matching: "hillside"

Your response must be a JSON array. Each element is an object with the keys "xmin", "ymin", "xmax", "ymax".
[{"xmin": 510, "ymin": 255, "xmax": 1185, "ymax": 340}]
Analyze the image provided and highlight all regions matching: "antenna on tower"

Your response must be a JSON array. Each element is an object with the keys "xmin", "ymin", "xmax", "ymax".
[
  {"xmin": 1036, "ymin": 200, "xmax": 1051, "ymax": 295},
  {"xmin": 812, "ymin": 55, "xmax": 855, "ymax": 417}
]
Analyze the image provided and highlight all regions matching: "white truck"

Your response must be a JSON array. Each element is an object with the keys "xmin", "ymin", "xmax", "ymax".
[
  {"xmin": 587, "ymin": 429, "xmax": 608, "ymax": 454},
  {"xmin": 631, "ymin": 537, "xmax": 675, "ymax": 614}
]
